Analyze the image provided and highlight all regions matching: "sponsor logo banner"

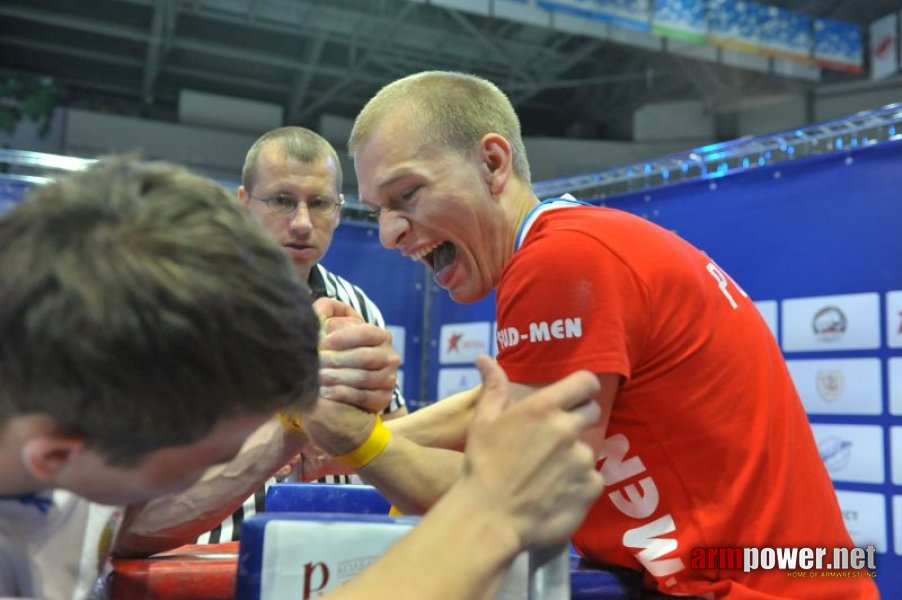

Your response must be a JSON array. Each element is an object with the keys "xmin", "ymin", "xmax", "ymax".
[
  {"xmin": 437, "ymin": 368, "xmax": 481, "ymax": 399},
  {"xmin": 894, "ymin": 496, "xmax": 902, "ymax": 557},
  {"xmin": 886, "ymin": 291, "xmax": 902, "ymax": 348},
  {"xmin": 708, "ymin": 0, "xmax": 763, "ymax": 53},
  {"xmin": 812, "ymin": 424, "xmax": 884, "ymax": 484},
  {"xmin": 892, "ymin": 427, "xmax": 902, "ymax": 486},
  {"xmin": 815, "ymin": 17, "xmax": 863, "ymax": 73},
  {"xmin": 782, "ymin": 293, "xmax": 880, "ymax": 352},
  {"xmin": 870, "ymin": 12, "xmax": 899, "ymax": 80},
  {"xmin": 787, "ymin": 358, "xmax": 882, "ymax": 415},
  {"xmin": 260, "ymin": 520, "xmax": 416, "ymax": 599},
  {"xmin": 835, "ymin": 490, "xmax": 888, "ymax": 553},
  {"xmin": 439, "ymin": 322, "xmax": 491, "ymax": 364},
  {"xmin": 890, "ymin": 358, "xmax": 902, "ymax": 416},
  {"xmin": 759, "ymin": 6, "xmax": 812, "ymax": 63},
  {"xmin": 653, "ymin": 0, "xmax": 707, "ymax": 44},
  {"xmin": 538, "ymin": 0, "xmax": 651, "ymax": 32}
]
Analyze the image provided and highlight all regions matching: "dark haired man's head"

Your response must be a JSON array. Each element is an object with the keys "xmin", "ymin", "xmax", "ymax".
[{"xmin": 0, "ymin": 158, "xmax": 320, "ymax": 482}]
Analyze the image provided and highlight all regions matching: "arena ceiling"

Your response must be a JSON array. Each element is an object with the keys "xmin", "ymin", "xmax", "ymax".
[{"xmin": 2, "ymin": 0, "xmax": 901, "ymax": 141}]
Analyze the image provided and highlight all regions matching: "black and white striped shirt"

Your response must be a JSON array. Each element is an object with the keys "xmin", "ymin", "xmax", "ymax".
[{"xmin": 196, "ymin": 264, "xmax": 406, "ymax": 544}]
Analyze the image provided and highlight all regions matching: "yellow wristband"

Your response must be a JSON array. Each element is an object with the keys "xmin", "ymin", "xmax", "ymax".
[
  {"xmin": 277, "ymin": 411, "xmax": 305, "ymax": 433},
  {"xmin": 334, "ymin": 415, "xmax": 392, "ymax": 470}
]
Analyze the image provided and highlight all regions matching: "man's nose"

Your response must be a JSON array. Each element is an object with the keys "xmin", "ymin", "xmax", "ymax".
[
  {"xmin": 289, "ymin": 203, "xmax": 313, "ymax": 234},
  {"xmin": 378, "ymin": 210, "xmax": 408, "ymax": 250}
]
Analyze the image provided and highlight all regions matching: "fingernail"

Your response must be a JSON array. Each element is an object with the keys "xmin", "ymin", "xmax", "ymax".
[{"xmin": 319, "ymin": 386, "xmax": 331, "ymax": 399}]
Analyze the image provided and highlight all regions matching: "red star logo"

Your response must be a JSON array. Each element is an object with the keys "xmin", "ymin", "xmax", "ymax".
[{"xmin": 447, "ymin": 332, "xmax": 463, "ymax": 353}]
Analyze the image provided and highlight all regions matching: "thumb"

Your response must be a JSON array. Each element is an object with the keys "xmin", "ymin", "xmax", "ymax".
[
  {"xmin": 473, "ymin": 355, "xmax": 510, "ymax": 423},
  {"xmin": 313, "ymin": 297, "xmax": 362, "ymax": 320}
]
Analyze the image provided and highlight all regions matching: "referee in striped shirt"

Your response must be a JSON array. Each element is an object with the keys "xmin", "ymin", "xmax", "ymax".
[{"xmin": 197, "ymin": 127, "xmax": 408, "ymax": 544}]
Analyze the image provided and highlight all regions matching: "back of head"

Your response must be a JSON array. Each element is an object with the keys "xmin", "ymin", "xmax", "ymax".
[
  {"xmin": 0, "ymin": 157, "xmax": 320, "ymax": 465},
  {"xmin": 242, "ymin": 126, "xmax": 343, "ymax": 192},
  {"xmin": 349, "ymin": 71, "xmax": 531, "ymax": 183}
]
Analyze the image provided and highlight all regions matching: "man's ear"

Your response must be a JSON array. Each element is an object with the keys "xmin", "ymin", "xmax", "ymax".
[
  {"xmin": 20, "ymin": 434, "xmax": 86, "ymax": 484},
  {"xmin": 237, "ymin": 185, "xmax": 250, "ymax": 208},
  {"xmin": 478, "ymin": 133, "xmax": 513, "ymax": 197}
]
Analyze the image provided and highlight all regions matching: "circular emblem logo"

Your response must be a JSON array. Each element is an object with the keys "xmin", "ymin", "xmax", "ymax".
[
  {"xmin": 812, "ymin": 306, "xmax": 847, "ymax": 341},
  {"xmin": 815, "ymin": 369, "xmax": 844, "ymax": 402},
  {"xmin": 818, "ymin": 436, "xmax": 852, "ymax": 472}
]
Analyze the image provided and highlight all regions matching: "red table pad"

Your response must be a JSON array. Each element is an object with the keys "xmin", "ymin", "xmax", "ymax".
[{"xmin": 110, "ymin": 542, "xmax": 239, "ymax": 600}]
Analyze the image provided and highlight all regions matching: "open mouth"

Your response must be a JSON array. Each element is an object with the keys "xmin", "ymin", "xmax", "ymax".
[{"xmin": 424, "ymin": 241, "xmax": 456, "ymax": 273}]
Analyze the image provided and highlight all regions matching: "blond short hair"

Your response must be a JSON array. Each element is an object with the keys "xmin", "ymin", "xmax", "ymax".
[
  {"xmin": 349, "ymin": 71, "xmax": 531, "ymax": 183},
  {"xmin": 242, "ymin": 126, "xmax": 343, "ymax": 192}
]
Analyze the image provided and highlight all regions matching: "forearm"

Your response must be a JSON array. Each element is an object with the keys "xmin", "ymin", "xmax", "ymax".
[
  {"xmin": 357, "ymin": 435, "xmax": 464, "ymax": 515},
  {"xmin": 115, "ymin": 418, "xmax": 305, "ymax": 556},
  {"xmin": 323, "ymin": 479, "xmax": 519, "ymax": 600},
  {"xmin": 386, "ymin": 386, "xmax": 480, "ymax": 450}
]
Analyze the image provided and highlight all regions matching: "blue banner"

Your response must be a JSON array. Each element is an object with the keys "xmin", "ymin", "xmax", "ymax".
[
  {"xmin": 759, "ymin": 6, "xmax": 811, "ymax": 62},
  {"xmin": 538, "ymin": 0, "xmax": 651, "ymax": 31},
  {"xmin": 815, "ymin": 17, "xmax": 863, "ymax": 73},
  {"xmin": 653, "ymin": 0, "xmax": 707, "ymax": 43},
  {"xmin": 707, "ymin": 0, "xmax": 763, "ymax": 52}
]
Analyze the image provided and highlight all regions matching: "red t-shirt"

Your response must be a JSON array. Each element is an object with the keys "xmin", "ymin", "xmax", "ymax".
[{"xmin": 496, "ymin": 204, "xmax": 877, "ymax": 599}]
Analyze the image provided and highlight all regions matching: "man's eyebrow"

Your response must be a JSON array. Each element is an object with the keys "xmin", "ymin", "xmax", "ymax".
[
  {"xmin": 359, "ymin": 170, "xmax": 417, "ymax": 207},
  {"xmin": 377, "ymin": 169, "xmax": 418, "ymax": 192}
]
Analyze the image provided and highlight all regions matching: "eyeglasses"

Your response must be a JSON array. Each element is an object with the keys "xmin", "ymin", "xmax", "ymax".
[{"xmin": 249, "ymin": 193, "xmax": 344, "ymax": 218}]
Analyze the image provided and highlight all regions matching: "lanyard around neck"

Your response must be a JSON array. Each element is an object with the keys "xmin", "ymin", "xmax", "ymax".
[{"xmin": 514, "ymin": 196, "xmax": 592, "ymax": 251}]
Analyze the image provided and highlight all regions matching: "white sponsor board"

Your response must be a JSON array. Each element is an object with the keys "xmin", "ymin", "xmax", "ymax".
[
  {"xmin": 260, "ymin": 519, "xmax": 417, "ymax": 599},
  {"xmin": 887, "ymin": 290, "xmax": 902, "ymax": 348},
  {"xmin": 893, "ymin": 427, "xmax": 902, "ymax": 486},
  {"xmin": 753, "ymin": 300, "xmax": 778, "ymax": 340},
  {"xmin": 835, "ymin": 491, "xmax": 887, "ymax": 553},
  {"xmin": 787, "ymin": 358, "xmax": 882, "ymax": 415},
  {"xmin": 870, "ymin": 11, "xmax": 899, "ymax": 80},
  {"xmin": 891, "ymin": 358, "xmax": 902, "ymax": 415},
  {"xmin": 894, "ymin": 495, "xmax": 902, "ymax": 556},
  {"xmin": 782, "ymin": 293, "xmax": 880, "ymax": 352},
  {"xmin": 811, "ymin": 424, "xmax": 884, "ymax": 484},
  {"xmin": 259, "ymin": 518, "xmax": 530, "ymax": 598},
  {"xmin": 439, "ymin": 321, "xmax": 491, "ymax": 364},
  {"xmin": 437, "ymin": 368, "xmax": 480, "ymax": 399},
  {"xmin": 386, "ymin": 325, "xmax": 406, "ymax": 365}
]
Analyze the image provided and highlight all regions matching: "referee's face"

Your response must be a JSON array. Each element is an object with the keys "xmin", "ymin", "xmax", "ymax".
[{"xmin": 240, "ymin": 146, "xmax": 342, "ymax": 283}]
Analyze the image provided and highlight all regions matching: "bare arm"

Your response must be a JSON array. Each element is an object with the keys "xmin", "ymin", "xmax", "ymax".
[
  {"xmin": 303, "ymin": 370, "xmax": 617, "ymax": 515},
  {"xmin": 508, "ymin": 372, "xmax": 620, "ymax": 456},
  {"xmin": 115, "ymin": 419, "xmax": 309, "ymax": 556},
  {"xmin": 117, "ymin": 299, "xmax": 400, "ymax": 555},
  {"xmin": 385, "ymin": 386, "xmax": 480, "ymax": 450},
  {"xmin": 323, "ymin": 357, "xmax": 605, "ymax": 600}
]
